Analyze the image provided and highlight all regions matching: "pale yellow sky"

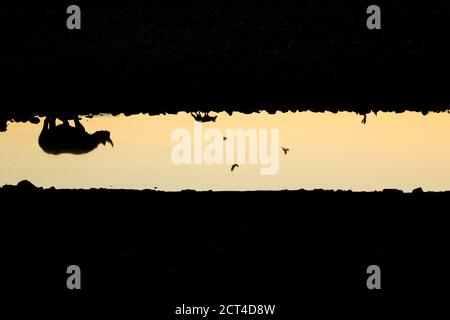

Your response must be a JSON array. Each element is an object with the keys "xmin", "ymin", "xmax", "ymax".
[{"xmin": 1, "ymin": 111, "xmax": 449, "ymax": 191}]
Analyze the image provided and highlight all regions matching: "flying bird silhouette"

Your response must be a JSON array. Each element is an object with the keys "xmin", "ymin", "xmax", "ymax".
[
  {"xmin": 231, "ymin": 164, "xmax": 239, "ymax": 172},
  {"xmin": 282, "ymin": 147, "xmax": 289, "ymax": 155}
]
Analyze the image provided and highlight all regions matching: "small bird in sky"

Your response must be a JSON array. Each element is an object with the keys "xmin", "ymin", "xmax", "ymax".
[
  {"xmin": 282, "ymin": 147, "xmax": 289, "ymax": 155},
  {"xmin": 231, "ymin": 164, "xmax": 239, "ymax": 172}
]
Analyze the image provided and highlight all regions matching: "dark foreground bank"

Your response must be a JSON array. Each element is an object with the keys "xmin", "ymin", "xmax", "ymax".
[
  {"xmin": 1, "ymin": 182, "xmax": 446, "ymax": 316},
  {"xmin": 2, "ymin": 107, "xmax": 449, "ymax": 133},
  {"xmin": 3, "ymin": 1, "xmax": 450, "ymax": 110}
]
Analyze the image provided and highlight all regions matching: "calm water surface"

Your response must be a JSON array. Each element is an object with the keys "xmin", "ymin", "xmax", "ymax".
[{"xmin": 1, "ymin": 111, "xmax": 449, "ymax": 191}]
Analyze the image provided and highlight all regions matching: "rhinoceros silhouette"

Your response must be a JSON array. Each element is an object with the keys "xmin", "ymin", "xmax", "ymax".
[{"xmin": 38, "ymin": 117, "xmax": 113, "ymax": 155}]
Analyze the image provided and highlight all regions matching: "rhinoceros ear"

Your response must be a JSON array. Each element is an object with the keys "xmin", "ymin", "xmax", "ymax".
[{"xmin": 94, "ymin": 130, "xmax": 114, "ymax": 147}]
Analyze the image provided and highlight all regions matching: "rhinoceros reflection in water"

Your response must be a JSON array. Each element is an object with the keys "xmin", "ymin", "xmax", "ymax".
[{"xmin": 39, "ymin": 117, "xmax": 113, "ymax": 155}]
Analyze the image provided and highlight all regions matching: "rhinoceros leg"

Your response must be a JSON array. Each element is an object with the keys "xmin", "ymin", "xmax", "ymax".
[
  {"xmin": 74, "ymin": 118, "xmax": 86, "ymax": 133},
  {"xmin": 46, "ymin": 116, "xmax": 56, "ymax": 130}
]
